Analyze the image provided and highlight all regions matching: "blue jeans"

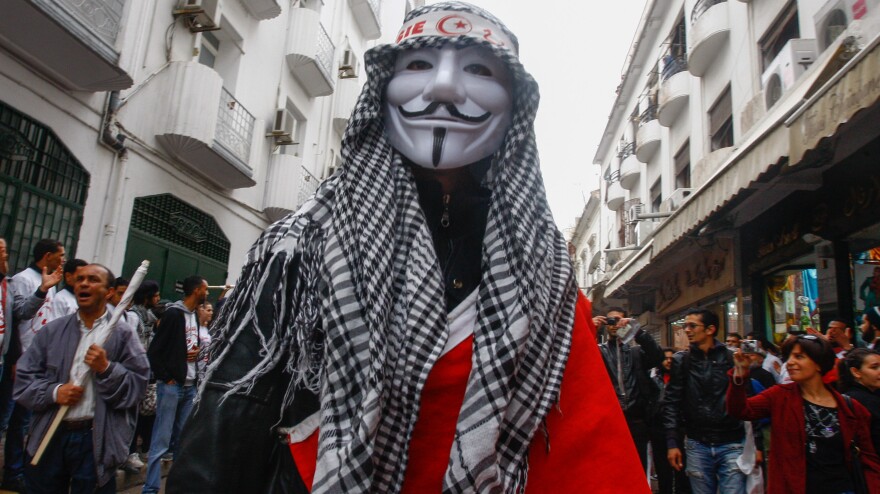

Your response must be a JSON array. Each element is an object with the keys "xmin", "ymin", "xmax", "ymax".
[
  {"xmin": 142, "ymin": 382, "xmax": 196, "ymax": 494},
  {"xmin": 0, "ymin": 366, "xmax": 31, "ymax": 482},
  {"xmin": 684, "ymin": 437, "xmax": 746, "ymax": 494},
  {"xmin": 24, "ymin": 429, "xmax": 115, "ymax": 494}
]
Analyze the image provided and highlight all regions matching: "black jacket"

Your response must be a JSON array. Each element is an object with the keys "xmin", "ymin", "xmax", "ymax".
[
  {"xmin": 147, "ymin": 304, "xmax": 194, "ymax": 384},
  {"xmin": 598, "ymin": 328, "xmax": 664, "ymax": 417},
  {"xmin": 845, "ymin": 383, "xmax": 880, "ymax": 454},
  {"xmin": 662, "ymin": 339, "xmax": 744, "ymax": 448}
]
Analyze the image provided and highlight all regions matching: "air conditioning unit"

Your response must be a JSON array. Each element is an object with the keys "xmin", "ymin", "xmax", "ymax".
[
  {"xmin": 761, "ymin": 38, "xmax": 817, "ymax": 109},
  {"xmin": 635, "ymin": 221, "xmax": 654, "ymax": 246},
  {"xmin": 627, "ymin": 203, "xmax": 643, "ymax": 224},
  {"xmin": 813, "ymin": 0, "xmax": 873, "ymax": 51},
  {"xmin": 268, "ymin": 108, "xmax": 297, "ymax": 145},
  {"xmin": 178, "ymin": 0, "xmax": 221, "ymax": 32},
  {"xmin": 339, "ymin": 50, "xmax": 359, "ymax": 79},
  {"xmin": 661, "ymin": 187, "xmax": 693, "ymax": 213}
]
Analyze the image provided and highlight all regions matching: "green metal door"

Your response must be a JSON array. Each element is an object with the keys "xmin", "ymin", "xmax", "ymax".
[
  {"xmin": 0, "ymin": 101, "xmax": 89, "ymax": 272},
  {"xmin": 122, "ymin": 195, "xmax": 229, "ymax": 303}
]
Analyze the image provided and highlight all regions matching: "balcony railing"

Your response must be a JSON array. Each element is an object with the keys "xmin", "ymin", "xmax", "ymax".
[
  {"xmin": 660, "ymin": 45, "xmax": 688, "ymax": 81},
  {"xmin": 298, "ymin": 166, "xmax": 319, "ymax": 205},
  {"xmin": 617, "ymin": 141, "xmax": 636, "ymax": 159},
  {"xmin": 639, "ymin": 102, "xmax": 658, "ymax": 125},
  {"xmin": 316, "ymin": 24, "xmax": 334, "ymax": 81},
  {"xmin": 692, "ymin": 0, "xmax": 727, "ymax": 24},
  {"xmin": 215, "ymin": 88, "xmax": 255, "ymax": 164}
]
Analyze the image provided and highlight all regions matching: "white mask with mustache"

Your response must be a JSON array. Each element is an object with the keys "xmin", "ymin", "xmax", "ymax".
[{"xmin": 384, "ymin": 45, "xmax": 513, "ymax": 169}]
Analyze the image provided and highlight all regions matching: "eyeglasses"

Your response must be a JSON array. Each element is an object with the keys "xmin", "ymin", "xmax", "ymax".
[{"xmin": 683, "ymin": 323, "xmax": 705, "ymax": 329}]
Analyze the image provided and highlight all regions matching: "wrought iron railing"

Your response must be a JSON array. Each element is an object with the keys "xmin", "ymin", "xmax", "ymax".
[
  {"xmin": 691, "ymin": 0, "xmax": 726, "ymax": 24},
  {"xmin": 316, "ymin": 24, "xmax": 335, "ymax": 81},
  {"xmin": 617, "ymin": 141, "xmax": 636, "ymax": 159},
  {"xmin": 660, "ymin": 44, "xmax": 688, "ymax": 81},
  {"xmin": 605, "ymin": 169, "xmax": 621, "ymax": 184},
  {"xmin": 215, "ymin": 87, "xmax": 255, "ymax": 166},
  {"xmin": 61, "ymin": 0, "xmax": 126, "ymax": 46},
  {"xmin": 639, "ymin": 102, "xmax": 658, "ymax": 125},
  {"xmin": 298, "ymin": 166, "xmax": 319, "ymax": 205}
]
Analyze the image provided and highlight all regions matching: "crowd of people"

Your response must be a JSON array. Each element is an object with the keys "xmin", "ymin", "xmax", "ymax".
[
  {"xmin": 594, "ymin": 305, "xmax": 880, "ymax": 494},
  {"xmin": 0, "ymin": 237, "xmax": 221, "ymax": 493}
]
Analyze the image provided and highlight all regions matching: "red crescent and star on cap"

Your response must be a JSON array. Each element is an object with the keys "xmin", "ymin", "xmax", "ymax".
[{"xmin": 437, "ymin": 15, "xmax": 472, "ymax": 35}]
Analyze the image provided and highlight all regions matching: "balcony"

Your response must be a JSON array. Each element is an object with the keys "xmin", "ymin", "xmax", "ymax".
[
  {"xmin": 0, "ymin": 0, "xmax": 132, "ymax": 91},
  {"xmin": 287, "ymin": 8, "xmax": 335, "ymax": 97},
  {"xmin": 333, "ymin": 78, "xmax": 361, "ymax": 135},
  {"xmin": 688, "ymin": 0, "xmax": 730, "ymax": 77},
  {"xmin": 636, "ymin": 105, "xmax": 661, "ymax": 162},
  {"xmin": 658, "ymin": 48, "xmax": 690, "ymax": 126},
  {"xmin": 606, "ymin": 180, "xmax": 626, "ymax": 211},
  {"xmin": 240, "ymin": 0, "xmax": 282, "ymax": 20},
  {"xmin": 264, "ymin": 155, "xmax": 319, "ymax": 221},
  {"xmin": 154, "ymin": 62, "xmax": 256, "ymax": 189},
  {"xmin": 619, "ymin": 145, "xmax": 640, "ymax": 191},
  {"xmin": 349, "ymin": 0, "xmax": 382, "ymax": 40}
]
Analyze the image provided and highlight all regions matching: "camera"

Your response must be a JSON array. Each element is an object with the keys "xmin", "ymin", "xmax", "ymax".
[
  {"xmin": 605, "ymin": 316, "xmax": 620, "ymax": 326},
  {"xmin": 741, "ymin": 340, "xmax": 759, "ymax": 354}
]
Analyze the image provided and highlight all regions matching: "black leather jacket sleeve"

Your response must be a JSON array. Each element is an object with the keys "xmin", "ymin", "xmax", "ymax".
[
  {"xmin": 635, "ymin": 328, "xmax": 664, "ymax": 371},
  {"xmin": 167, "ymin": 254, "xmax": 310, "ymax": 494}
]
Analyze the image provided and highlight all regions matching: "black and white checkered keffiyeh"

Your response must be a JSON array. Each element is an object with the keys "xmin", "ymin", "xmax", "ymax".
[{"xmin": 203, "ymin": 2, "xmax": 577, "ymax": 492}]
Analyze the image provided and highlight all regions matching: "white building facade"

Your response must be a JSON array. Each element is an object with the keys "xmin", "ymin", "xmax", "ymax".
[
  {"xmin": 579, "ymin": 0, "xmax": 880, "ymax": 347},
  {"xmin": 0, "ymin": 0, "xmax": 390, "ymax": 298}
]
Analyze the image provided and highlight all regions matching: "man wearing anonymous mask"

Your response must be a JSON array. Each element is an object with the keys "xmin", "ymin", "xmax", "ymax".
[{"xmin": 167, "ymin": 3, "xmax": 646, "ymax": 493}]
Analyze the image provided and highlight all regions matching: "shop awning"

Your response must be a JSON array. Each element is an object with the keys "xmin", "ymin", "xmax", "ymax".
[
  {"xmin": 787, "ymin": 34, "xmax": 880, "ymax": 165},
  {"xmin": 605, "ymin": 240, "xmax": 653, "ymax": 296}
]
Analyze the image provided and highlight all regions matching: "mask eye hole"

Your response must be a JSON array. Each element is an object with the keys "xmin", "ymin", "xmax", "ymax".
[
  {"xmin": 464, "ymin": 63, "xmax": 493, "ymax": 77},
  {"xmin": 405, "ymin": 60, "xmax": 433, "ymax": 71}
]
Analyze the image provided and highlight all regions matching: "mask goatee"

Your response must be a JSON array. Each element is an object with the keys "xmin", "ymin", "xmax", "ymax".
[{"xmin": 432, "ymin": 127, "xmax": 447, "ymax": 167}]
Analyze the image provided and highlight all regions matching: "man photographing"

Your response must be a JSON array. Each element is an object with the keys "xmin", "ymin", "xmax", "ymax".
[{"xmin": 595, "ymin": 308, "xmax": 664, "ymax": 470}]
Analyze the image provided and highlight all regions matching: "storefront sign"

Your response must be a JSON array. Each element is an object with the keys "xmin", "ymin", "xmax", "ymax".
[{"xmin": 656, "ymin": 241, "xmax": 734, "ymax": 313}]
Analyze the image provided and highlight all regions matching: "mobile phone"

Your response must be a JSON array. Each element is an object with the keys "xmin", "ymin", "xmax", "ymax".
[{"xmin": 741, "ymin": 340, "xmax": 759, "ymax": 354}]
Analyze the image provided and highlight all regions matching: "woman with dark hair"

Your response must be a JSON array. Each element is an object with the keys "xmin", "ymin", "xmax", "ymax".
[
  {"xmin": 728, "ymin": 335, "xmax": 880, "ymax": 493},
  {"xmin": 839, "ymin": 348, "xmax": 880, "ymax": 453}
]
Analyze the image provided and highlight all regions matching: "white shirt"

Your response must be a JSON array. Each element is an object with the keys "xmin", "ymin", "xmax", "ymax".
[
  {"xmin": 185, "ymin": 312, "xmax": 199, "ymax": 384},
  {"xmin": 50, "ymin": 288, "xmax": 78, "ymax": 320},
  {"xmin": 54, "ymin": 309, "xmax": 113, "ymax": 421},
  {"xmin": 11, "ymin": 267, "xmax": 54, "ymax": 353}
]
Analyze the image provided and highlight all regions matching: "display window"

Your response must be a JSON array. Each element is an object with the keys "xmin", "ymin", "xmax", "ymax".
[
  {"xmin": 763, "ymin": 267, "xmax": 819, "ymax": 344},
  {"xmin": 853, "ymin": 247, "xmax": 880, "ymax": 317}
]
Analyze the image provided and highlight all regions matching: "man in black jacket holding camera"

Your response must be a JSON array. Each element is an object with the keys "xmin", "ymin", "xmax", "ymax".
[{"xmin": 595, "ymin": 307, "xmax": 664, "ymax": 470}]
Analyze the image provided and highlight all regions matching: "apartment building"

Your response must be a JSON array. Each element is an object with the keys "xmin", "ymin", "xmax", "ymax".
[
  {"xmin": 575, "ymin": 0, "xmax": 880, "ymax": 346},
  {"xmin": 0, "ymin": 0, "xmax": 391, "ymax": 299}
]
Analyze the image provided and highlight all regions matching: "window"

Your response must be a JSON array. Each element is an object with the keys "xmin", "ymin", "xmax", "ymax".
[
  {"xmin": 675, "ymin": 141, "xmax": 691, "ymax": 189},
  {"xmin": 281, "ymin": 102, "xmax": 307, "ymax": 157},
  {"xmin": 759, "ymin": 1, "xmax": 800, "ymax": 73},
  {"xmin": 662, "ymin": 16, "xmax": 688, "ymax": 80},
  {"xmin": 198, "ymin": 31, "xmax": 219, "ymax": 68},
  {"xmin": 709, "ymin": 87, "xmax": 733, "ymax": 151},
  {"xmin": 650, "ymin": 179, "xmax": 662, "ymax": 213},
  {"xmin": 196, "ymin": 21, "xmax": 243, "ymax": 92}
]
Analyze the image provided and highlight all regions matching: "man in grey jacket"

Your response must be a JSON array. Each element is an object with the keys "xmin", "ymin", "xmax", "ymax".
[{"xmin": 14, "ymin": 264, "xmax": 149, "ymax": 493}]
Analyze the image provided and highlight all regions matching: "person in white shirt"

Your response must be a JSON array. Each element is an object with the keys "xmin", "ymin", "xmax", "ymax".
[
  {"xmin": 0, "ymin": 238, "xmax": 63, "ymax": 492},
  {"xmin": 50, "ymin": 258, "xmax": 87, "ymax": 321}
]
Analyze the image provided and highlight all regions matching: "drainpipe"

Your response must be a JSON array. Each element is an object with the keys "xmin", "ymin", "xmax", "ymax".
[{"xmin": 94, "ymin": 91, "xmax": 129, "ymax": 269}]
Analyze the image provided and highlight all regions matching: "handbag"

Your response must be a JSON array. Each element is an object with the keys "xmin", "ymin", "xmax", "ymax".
[
  {"xmin": 843, "ymin": 395, "xmax": 869, "ymax": 494},
  {"xmin": 140, "ymin": 382, "xmax": 157, "ymax": 416}
]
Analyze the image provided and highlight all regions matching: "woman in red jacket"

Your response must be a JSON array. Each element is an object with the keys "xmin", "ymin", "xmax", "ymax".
[{"xmin": 727, "ymin": 334, "xmax": 880, "ymax": 494}]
